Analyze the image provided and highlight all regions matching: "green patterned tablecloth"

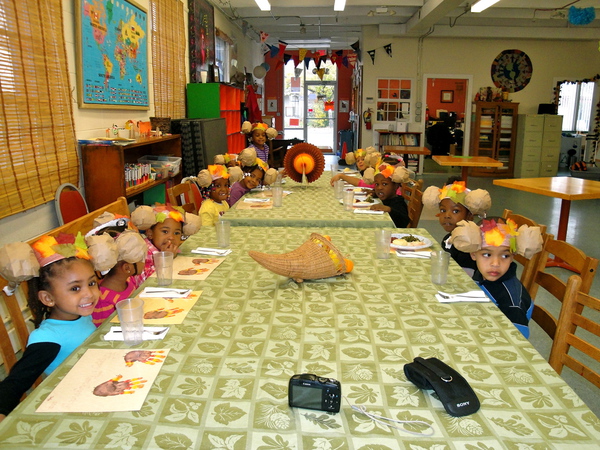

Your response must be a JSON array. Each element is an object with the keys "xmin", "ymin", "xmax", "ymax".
[
  {"xmin": 223, "ymin": 176, "xmax": 395, "ymax": 228},
  {"xmin": 0, "ymin": 226, "xmax": 599, "ymax": 449}
]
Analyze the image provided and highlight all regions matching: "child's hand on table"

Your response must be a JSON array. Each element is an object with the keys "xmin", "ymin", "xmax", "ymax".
[{"xmin": 370, "ymin": 204, "xmax": 391, "ymax": 213}]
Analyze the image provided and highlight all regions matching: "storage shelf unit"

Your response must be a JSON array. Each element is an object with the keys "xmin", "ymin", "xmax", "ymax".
[
  {"xmin": 515, "ymin": 114, "xmax": 563, "ymax": 178},
  {"xmin": 186, "ymin": 83, "xmax": 245, "ymax": 154},
  {"xmin": 470, "ymin": 101, "xmax": 519, "ymax": 177},
  {"xmin": 81, "ymin": 135, "xmax": 182, "ymax": 211},
  {"xmin": 375, "ymin": 130, "xmax": 422, "ymax": 171}
]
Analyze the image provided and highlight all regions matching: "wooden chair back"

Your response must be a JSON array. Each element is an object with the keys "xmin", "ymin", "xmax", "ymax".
[
  {"xmin": 401, "ymin": 179, "xmax": 424, "ymax": 202},
  {"xmin": 168, "ymin": 182, "xmax": 198, "ymax": 214},
  {"xmin": 528, "ymin": 235, "xmax": 599, "ymax": 340},
  {"xmin": 502, "ymin": 209, "xmax": 548, "ymax": 290},
  {"xmin": 548, "ymin": 274, "xmax": 600, "ymax": 389},
  {"xmin": 407, "ymin": 189, "xmax": 424, "ymax": 228},
  {"xmin": 0, "ymin": 196, "xmax": 130, "ymax": 374}
]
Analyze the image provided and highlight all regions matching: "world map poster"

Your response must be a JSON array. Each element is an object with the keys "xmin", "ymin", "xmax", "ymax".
[{"xmin": 77, "ymin": 0, "xmax": 149, "ymax": 109}]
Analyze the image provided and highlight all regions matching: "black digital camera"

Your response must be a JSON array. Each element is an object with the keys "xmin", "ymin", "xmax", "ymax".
[{"xmin": 288, "ymin": 374, "xmax": 341, "ymax": 413}]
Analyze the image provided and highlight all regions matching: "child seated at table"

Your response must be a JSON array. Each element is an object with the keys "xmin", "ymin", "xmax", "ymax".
[
  {"xmin": 85, "ymin": 215, "xmax": 148, "ymax": 327},
  {"xmin": 423, "ymin": 180, "xmax": 491, "ymax": 276},
  {"xmin": 214, "ymin": 153, "xmax": 239, "ymax": 168},
  {"xmin": 241, "ymin": 121, "xmax": 278, "ymax": 163},
  {"xmin": 228, "ymin": 148, "xmax": 278, "ymax": 206},
  {"xmin": 197, "ymin": 165, "xmax": 240, "ymax": 226},
  {"xmin": 449, "ymin": 217, "xmax": 543, "ymax": 338},
  {"xmin": 0, "ymin": 234, "xmax": 100, "ymax": 421},
  {"xmin": 130, "ymin": 204, "xmax": 202, "ymax": 283},
  {"xmin": 368, "ymin": 162, "xmax": 411, "ymax": 227}
]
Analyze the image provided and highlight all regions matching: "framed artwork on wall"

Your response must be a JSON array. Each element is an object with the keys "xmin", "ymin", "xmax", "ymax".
[
  {"xmin": 189, "ymin": 0, "xmax": 215, "ymax": 83},
  {"xmin": 441, "ymin": 90, "xmax": 454, "ymax": 103},
  {"xmin": 75, "ymin": 0, "xmax": 149, "ymax": 109}
]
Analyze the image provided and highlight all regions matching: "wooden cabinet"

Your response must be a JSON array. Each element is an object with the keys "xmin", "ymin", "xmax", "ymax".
[
  {"xmin": 81, "ymin": 135, "xmax": 182, "ymax": 211},
  {"xmin": 375, "ymin": 130, "xmax": 421, "ymax": 151},
  {"xmin": 186, "ymin": 83, "xmax": 245, "ymax": 154},
  {"xmin": 514, "ymin": 114, "xmax": 563, "ymax": 178},
  {"xmin": 470, "ymin": 101, "xmax": 519, "ymax": 177}
]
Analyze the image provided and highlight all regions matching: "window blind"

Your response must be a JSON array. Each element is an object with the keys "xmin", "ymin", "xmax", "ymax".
[
  {"xmin": 150, "ymin": 0, "xmax": 186, "ymax": 119},
  {"xmin": 0, "ymin": 0, "xmax": 78, "ymax": 219}
]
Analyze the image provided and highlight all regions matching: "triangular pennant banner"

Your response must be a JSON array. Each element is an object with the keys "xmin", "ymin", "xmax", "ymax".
[
  {"xmin": 278, "ymin": 40, "xmax": 288, "ymax": 57},
  {"xmin": 292, "ymin": 54, "xmax": 300, "ymax": 67},
  {"xmin": 342, "ymin": 56, "xmax": 349, "ymax": 68},
  {"xmin": 260, "ymin": 31, "xmax": 269, "ymax": 42},
  {"xmin": 262, "ymin": 43, "xmax": 270, "ymax": 55},
  {"xmin": 314, "ymin": 55, "xmax": 321, "ymax": 68},
  {"xmin": 294, "ymin": 67, "xmax": 303, "ymax": 78},
  {"xmin": 299, "ymin": 48, "xmax": 307, "ymax": 62},
  {"xmin": 367, "ymin": 49, "xmax": 376, "ymax": 64},
  {"xmin": 274, "ymin": 60, "xmax": 284, "ymax": 72},
  {"xmin": 350, "ymin": 40, "xmax": 360, "ymax": 52},
  {"xmin": 347, "ymin": 53, "xmax": 357, "ymax": 67},
  {"xmin": 330, "ymin": 54, "xmax": 337, "ymax": 65},
  {"xmin": 283, "ymin": 53, "xmax": 292, "ymax": 65},
  {"xmin": 384, "ymin": 43, "xmax": 392, "ymax": 57},
  {"xmin": 304, "ymin": 57, "xmax": 311, "ymax": 69},
  {"xmin": 317, "ymin": 69, "xmax": 326, "ymax": 80},
  {"xmin": 320, "ymin": 55, "xmax": 327, "ymax": 66},
  {"xmin": 270, "ymin": 45, "xmax": 280, "ymax": 58}
]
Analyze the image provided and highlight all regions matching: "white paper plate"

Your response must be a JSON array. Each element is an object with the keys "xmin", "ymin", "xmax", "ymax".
[
  {"xmin": 390, "ymin": 233, "xmax": 432, "ymax": 250},
  {"xmin": 338, "ymin": 168, "xmax": 359, "ymax": 174},
  {"xmin": 354, "ymin": 201, "xmax": 378, "ymax": 208}
]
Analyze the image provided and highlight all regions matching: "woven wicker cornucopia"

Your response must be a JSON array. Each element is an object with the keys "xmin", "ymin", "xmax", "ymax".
[
  {"xmin": 283, "ymin": 143, "xmax": 325, "ymax": 183},
  {"xmin": 248, "ymin": 233, "xmax": 348, "ymax": 283}
]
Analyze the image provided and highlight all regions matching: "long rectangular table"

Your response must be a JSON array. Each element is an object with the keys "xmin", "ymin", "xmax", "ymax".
[
  {"xmin": 1, "ymin": 226, "xmax": 598, "ymax": 448},
  {"xmin": 223, "ymin": 175, "xmax": 395, "ymax": 228}
]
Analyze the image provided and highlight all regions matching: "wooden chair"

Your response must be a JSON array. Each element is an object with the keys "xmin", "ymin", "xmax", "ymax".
[
  {"xmin": 0, "ymin": 196, "xmax": 130, "ymax": 387},
  {"xmin": 401, "ymin": 179, "xmax": 424, "ymax": 202},
  {"xmin": 406, "ymin": 189, "xmax": 424, "ymax": 228},
  {"xmin": 167, "ymin": 182, "xmax": 199, "ymax": 214},
  {"xmin": 548, "ymin": 274, "xmax": 600, "ymax": 389},
  {"xmin": 528, "ymin": 236, "xmax": 599, "ymax": 340},
  {"xmin": 54, "ymin": 183, "xmax": 89, "ymax": 226},
  {"xmin": 502, "ymin": 209, "xmax": 548, "ymax": 290}
]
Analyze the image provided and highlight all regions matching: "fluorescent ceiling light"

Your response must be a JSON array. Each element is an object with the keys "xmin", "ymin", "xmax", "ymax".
[
  {"xmin": 471, "ymin": 0, "xmax": 501, "ymax": 13},
  {"xmin": 334, "ymin": 0, "xmax": 346, "ymax": 12},
  {"xmin": 255, "ymin": 0, "xmax": 271, "ymax": 12}
]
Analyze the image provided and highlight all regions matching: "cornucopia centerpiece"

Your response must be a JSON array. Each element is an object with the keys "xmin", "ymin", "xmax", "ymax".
[{"xmin": 248, "ymin": 233, "xmax": 353, "ymax": 283}]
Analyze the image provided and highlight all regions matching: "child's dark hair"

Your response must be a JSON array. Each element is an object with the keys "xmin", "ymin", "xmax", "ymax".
[
  {"xmin": 27, "ymin": 257, "xmax": 79, "ymax": 327},
  {"xmin": 242, "ymin": 164, "xmax": 264, "ymax": 175},
  {"xmin": 445, "ymin": 176, "xmax": 463, "ymax": 185}
]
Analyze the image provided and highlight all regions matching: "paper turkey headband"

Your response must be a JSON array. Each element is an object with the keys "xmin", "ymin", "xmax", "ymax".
[
  {"xmin": 0, "ymin": 232, "xmax": 91, "ymax": 296},
  {"xmin": 213, "ymin": 153, "xmax": 238, "ymax": 166},
  {"xmin": 241, "ymin": 121, "xmax": 278, "ymax": 140},
  {"xmin": 131, "ymin": 204, "xmax": 201, "ymax": 238},
  {"xmin": 423, "ymin": 181, "xmax": 491, "ymax": 217},
  {"xmin": 345, "ymin": 146, "xmax": 379, "ymax": 167},
  {"xmin": 236, "ymin": 147, "xmax": 278, "ymax": 185},
  {"xmin": 84, "ymin": 214, "xmax": 148, "ymax": 274},
  {"xmin": 361, "ymin": 160, "xmax": 412, "ymax": 185},
  {"xmin": 449, "ymin": 218, "xmax": 543, "ymax": 259}
]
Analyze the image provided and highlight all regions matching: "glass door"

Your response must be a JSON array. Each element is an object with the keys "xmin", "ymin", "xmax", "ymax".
[{"xmin": 283, "ymin": 60, "xmax": 337, "ymax": 151}]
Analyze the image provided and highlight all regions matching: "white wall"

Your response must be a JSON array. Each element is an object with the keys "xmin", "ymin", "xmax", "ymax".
[
  {"xmin": 0, "ymin": 0, "xmax": 261, "ymax": 245},
  {"xmin": 360, "ymin": 25, "xmax": 600, "ymax": 148}
]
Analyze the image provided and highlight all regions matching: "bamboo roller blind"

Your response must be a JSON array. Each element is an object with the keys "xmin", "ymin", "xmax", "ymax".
[
  {"xmin": 151, "ymin": 0, "xmax": 186, "ymax": 119},
  {"xmin": 0, "ymin": 0, "xmax": 78, "ymax": 220}
]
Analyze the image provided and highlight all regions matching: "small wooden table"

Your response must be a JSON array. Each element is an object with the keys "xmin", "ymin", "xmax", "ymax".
[
  {"xmin": 432, "ymin": 155, "xmax": 503, "ymax": 182},
  {"xmin": 383, "ymin": 145, "xmax": 431, "ymax": 173},
  {"xmin": 493, "ymin": 177, "xmax": 600, "ymax": 242}
]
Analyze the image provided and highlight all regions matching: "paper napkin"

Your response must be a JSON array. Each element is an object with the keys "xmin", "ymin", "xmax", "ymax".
[{"xmin": 103, "ymin": 326, "xmax": 169, "ymax": 341}]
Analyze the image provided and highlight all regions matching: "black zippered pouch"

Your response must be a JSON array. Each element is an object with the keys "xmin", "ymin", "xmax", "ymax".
[{"xmin": 404, "ymin": 357, "xmax": 480, "ymax": 417}]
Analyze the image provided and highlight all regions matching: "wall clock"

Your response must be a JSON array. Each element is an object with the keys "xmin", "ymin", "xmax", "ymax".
[{"xmin": 491, "ymin": 49, "xmax": 533, "ymax": 93}]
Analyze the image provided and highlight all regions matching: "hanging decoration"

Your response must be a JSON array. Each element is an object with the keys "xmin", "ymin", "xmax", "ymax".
[
  {"xmin": 274, "ymin": 60, "xmax": 284, "ymax": 72},
  {"xmin": 350, "ymin": 40, "xmax": 361, "ymax": 61},
  {"xmin": 384, "ymin": 43, "xmax": 392, "ymax": 57},
  {"xmin": 261, "ymin": 62, "xmax": 270, "ymax": 72},
  {"xmin": 269, "ymin": 45, "xmax": 279, "ymax": 58},
  {"xmin": 304, "ymin": 56, "xmax": 311, "ymax": 69},
  {"xmin": 278, "ymin": 40, "xmax": 288, "ymax": 55},
  {"xmin": 294, "ymin": 67, "xmax": 303, "ymax": 78},
  {"xmin": 299, "ymin": 48, "xmax": 308, "ymax": 62},
  {"xmin": 367, "ymin": 49, "xmax": 376, "ymax": 64},
  {"xmin": 283, "ymin": 54, "xmax": 292, "ymax": 65},
  {"xmin": 260, "ymin": 31, "xmax": 269, "ymax": 42},
  {"xmin": 342, "ymin": 55, "xmax": 349, "ymax": 68},
  {"xmin": 491, "ymin": 49, "xmax": 533, "ymax": 93},
  {"xmin": 568, "ymin": 6, "xmax": 596, "ymax": 25},
  {"xmin": 324, "ymin": 100, "xmax": 334, "ymax": 111},
  {"xmin": 314, "ymin": 55, "xmax": 321, "ymax": 68},
  {"xmin": 316, "ymin": 68, "xmax": 326, "ymax": 80},
  {"xmin": 292, "ymin": 54, "xmax": 300, "ymax": 67}
]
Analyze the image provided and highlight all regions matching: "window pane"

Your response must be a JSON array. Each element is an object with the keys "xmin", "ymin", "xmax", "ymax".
[
  {"xmin": 557, "ymin": 83, "xmax": 577, "ymax": 131},
  {"xmin": 576, "ymin": 81, "xmax": 594, "ymax": 132}
]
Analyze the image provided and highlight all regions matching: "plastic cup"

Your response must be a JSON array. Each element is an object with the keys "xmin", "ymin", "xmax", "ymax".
[
  {"xmin": 153, "ymin": 251, "xmax": 174, "ymax": 286},
  {"xmin": 116, "ymin": 298, "xmax": 144, "ymax": 346},
  {"xmin": 272, "ymin": 185, "xmax": 283, "ymax": 207},
  {"xmin": 374, "ymin": 230, "xmax": 392, "ymax": 259},
  {"xmin": 431, "ymin": 250, "xmax": 450, "ymax": 285},
  {"xmin": 343, "ymin": 189, "xmax": 354, "ymax": 211},
  {"xmin": 334, "ymin": 179, "xmax": 345, "ymax": 199},
  {"xmin": 216, "ymin": 220, "xmax": 231, "ymax": 247}
]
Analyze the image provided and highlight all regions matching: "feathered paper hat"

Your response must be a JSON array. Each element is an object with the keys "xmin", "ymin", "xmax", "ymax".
[
  {"xmin": 213, "ymin": 153, "xmax": 238, "ymax": 166},
  {"xmin": 241, "ymin": 121, "xmax": 278, "ymax": 140},
  {"xmin": 85, "ymin": 217, "xmax": 148, "ymax": 273},
  {"xmin": 249, "ymin": 233, "xmax": 353, "ymax": 283},
  {"xmin": 0, "ymin": 233, "xmax": 90, "ymax": 296},
  {"xmin": 130, "ymin": 204, "xmax": 201, "ymax": 237},
  {"xmin": 423, "ymin": 181, "xmax": 491, "ymax": 217},
  {"xmin": 449, "ymin": 218, "xmax": 543, "ymax": 258},
  {"xmin": 237, "ymin": 147, "xmax": 278, "ymax": 185}
]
